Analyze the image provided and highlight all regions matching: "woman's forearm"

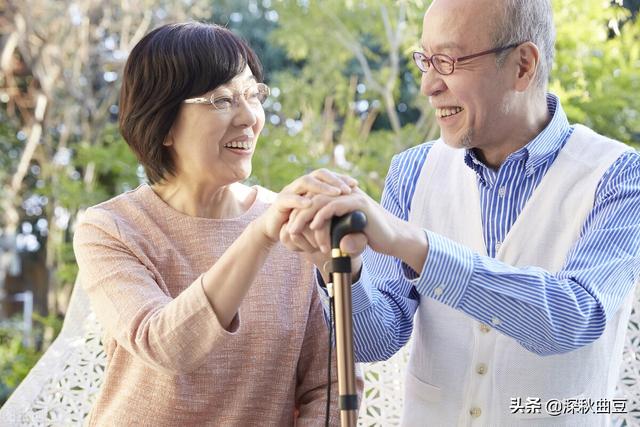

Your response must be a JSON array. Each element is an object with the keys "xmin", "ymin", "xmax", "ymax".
[{"xmin": 201, "ymin": 219, "xmax": 274, "ymax": 329}]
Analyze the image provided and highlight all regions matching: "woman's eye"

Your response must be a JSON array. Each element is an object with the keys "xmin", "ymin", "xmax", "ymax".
[{"xmin": 212, "ymin": 97, "xmax": 233, "ymax": 109}]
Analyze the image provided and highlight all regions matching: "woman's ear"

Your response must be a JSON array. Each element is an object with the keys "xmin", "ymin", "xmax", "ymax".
[
  {"xmin": 513, "ymin": 41, "xmax": 540, "ymax": 92},
  {"xmin": 163, "ymin": 130, "xmax": 174, "ymax": 147}
]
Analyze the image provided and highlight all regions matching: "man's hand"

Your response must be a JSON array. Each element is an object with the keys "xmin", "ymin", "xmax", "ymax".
[{"xmin": 286, "ymin": 187, "xmax": 429, "ymax": 275}]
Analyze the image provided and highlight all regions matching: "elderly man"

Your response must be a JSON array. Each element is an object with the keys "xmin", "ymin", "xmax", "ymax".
[{"xmin": 285, "ymin": 0, "xmax": 640, "ymax": 425}]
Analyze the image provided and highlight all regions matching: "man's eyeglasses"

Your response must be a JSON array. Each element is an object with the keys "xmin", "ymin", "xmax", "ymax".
[
  {"xmin": 412, "ymin": 43, "xmax": 522, "ymax": 75},
  {"xmin": 183, "ymin": 83, "xmax": 270, "ymax": 112}
]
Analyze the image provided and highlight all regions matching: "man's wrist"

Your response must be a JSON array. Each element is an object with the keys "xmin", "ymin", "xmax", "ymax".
[{"xmin": 389, "ymin": 221, "xmax": 429, "ymax": 275}]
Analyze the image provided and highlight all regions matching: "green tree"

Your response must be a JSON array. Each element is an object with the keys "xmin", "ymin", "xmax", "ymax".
[
  {"xmin": 260, "ymin": 0, "xmax": 434, "ymax": 200},
  {"xmin": 552, "ymin": 0, "xmax": 640, "ymax": 145},
  {"xmin": 255, "ymin": 0, "xmax": 639, "ymax": 203}
]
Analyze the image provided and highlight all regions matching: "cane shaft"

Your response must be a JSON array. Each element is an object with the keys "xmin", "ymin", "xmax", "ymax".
[
  {"xmin": 330, "ymin": 212, "xmax": 367, "ymax": 427},
  {"xmin": 333, "ymin": 269, "xmax": 358, "ymax": 427}
]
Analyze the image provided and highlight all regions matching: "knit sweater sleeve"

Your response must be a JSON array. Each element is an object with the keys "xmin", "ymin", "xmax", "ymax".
[{"xmin": 73, "ymin": 207, "xmax": 238, "ymax": 375}]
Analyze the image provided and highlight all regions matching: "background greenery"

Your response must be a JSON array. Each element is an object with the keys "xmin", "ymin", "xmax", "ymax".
[{"xmin": 0, "ymin": 0, "xmax": 638, "ymax": 405}]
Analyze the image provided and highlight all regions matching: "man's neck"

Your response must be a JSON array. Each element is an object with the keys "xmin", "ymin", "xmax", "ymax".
[{"xmin": 475, "ymin": 95, "xmax": 551, "ymax": 170}]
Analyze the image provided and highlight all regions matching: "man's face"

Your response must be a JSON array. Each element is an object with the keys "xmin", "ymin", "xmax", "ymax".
[{"xmin": 420, "ymin": 0, "xmax": 516, "ymax": 151}]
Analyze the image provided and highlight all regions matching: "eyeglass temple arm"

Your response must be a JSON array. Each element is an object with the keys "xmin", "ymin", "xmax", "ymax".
[{"xmin": 455, "ymin": 43, "xmax": 521, "ymax": 63}]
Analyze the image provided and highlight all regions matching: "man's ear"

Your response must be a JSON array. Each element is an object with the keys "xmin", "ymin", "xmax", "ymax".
[{"xmin": 513, "ymin": 42, "xmax": 540, "ymax": 92}]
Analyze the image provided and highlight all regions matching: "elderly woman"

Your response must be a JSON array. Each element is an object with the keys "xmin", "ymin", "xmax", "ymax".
[{"xmin": 73, "ymin": 22, "xmax": 356, "ymax": 426}]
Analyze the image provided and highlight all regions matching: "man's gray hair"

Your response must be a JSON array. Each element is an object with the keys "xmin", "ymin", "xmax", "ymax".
[{"xmin": 493, "ymin": 0, "xmax": 556, "ymax": 91}]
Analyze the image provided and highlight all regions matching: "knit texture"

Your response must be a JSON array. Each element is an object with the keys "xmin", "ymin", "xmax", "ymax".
[{"xmin": 73, "ymin": 184, "xmax": 339, "ymax": 426}]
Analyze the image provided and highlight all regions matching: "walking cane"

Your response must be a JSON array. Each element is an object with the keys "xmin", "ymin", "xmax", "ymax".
[{"xmin": 328, "ymin": 211, "xmax": 367, "ymax": 427}]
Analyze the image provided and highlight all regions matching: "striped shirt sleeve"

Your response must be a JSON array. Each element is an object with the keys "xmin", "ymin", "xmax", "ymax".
[{"xmin": 385, "ymin": 150, "xmax": 640, "ymax": 357}]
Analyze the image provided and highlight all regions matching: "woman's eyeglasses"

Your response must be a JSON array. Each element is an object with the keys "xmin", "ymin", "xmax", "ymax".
[{"xmin": 183, "ymin": 83, "xmax": 270, "ymax": 112}]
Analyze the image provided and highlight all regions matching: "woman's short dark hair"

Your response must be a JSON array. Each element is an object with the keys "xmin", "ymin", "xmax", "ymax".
[{"xmin": 119, "ymin": 22, "xmax": 263, "ymax": 184}]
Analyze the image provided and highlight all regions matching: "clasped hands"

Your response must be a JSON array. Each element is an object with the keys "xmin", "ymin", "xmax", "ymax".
[
  {"xmin": 259, "ymin": 168, "xmax": 426, "ymax": 280},
  {"xmin": 269, "ymin": 169, "xmax": 405, "ymax": 281}
]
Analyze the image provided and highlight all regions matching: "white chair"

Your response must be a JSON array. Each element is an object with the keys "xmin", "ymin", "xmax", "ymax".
[{"xmin": 1, "ymin": 282, "xmax": 638, "ymax": 426}]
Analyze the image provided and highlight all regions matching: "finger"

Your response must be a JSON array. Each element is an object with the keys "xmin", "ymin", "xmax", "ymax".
[
  {"xmin": 294, "ymin": 169, "xmax": 357, "ymax": 195},
  {"xmin": 309, "ymin": 196, "xmax": 360, "ymax": 230},
  {"xmin": 314, "ymin": 222, "xmax": 332, "ymax": 254},
  {"xmin": 301, "ymin": 228, "xmax": 319, "ymax": 250},
  {"xmin": 310, "ymin": 169, "xmax": 352, "ymax": 194},
  {"xmin": 340, "ymin": 233, "xmax": 367, "ymax": 256},
  {"xmin": 280, "ymin": 224, "xmax": 305, "ymax": 252},
  {"xmin": 279, "ymin": 224, "xmax": 297, "ymax": 251},
  {"xmin": 334, "ymin": 172, "xmax": 358, "ymax": 189},
  {"xmin": 289, "ymin": 229, "xmax": 317, "ymax": 253},
  {"xmin": 289, "ymin": 208, "xmax": 298, "ymax": 224},
  {"xmin": 287, "ymin": 194, "xmax": 333, "ymax": 234},
  {"xmin": 275, "ymin": 193, "xmax": 312, "ymax": 213}
]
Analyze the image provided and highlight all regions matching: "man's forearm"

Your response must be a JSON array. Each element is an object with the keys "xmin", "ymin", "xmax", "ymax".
[{"xmin": 388, "ymin": 219, "xmax": 429, "ymax": 275}]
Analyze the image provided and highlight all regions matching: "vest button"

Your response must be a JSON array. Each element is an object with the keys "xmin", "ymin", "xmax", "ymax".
[
  {"xmin": 469, "ymin": 407, "xmax": 482, "ymax": 418},
  {"xmin": 476, "ymin": 363, "xmax": 487, "ymax": 375},
  {"xmin": 479, "ymin": 323, "xmax": 491, "ymax": 333}
]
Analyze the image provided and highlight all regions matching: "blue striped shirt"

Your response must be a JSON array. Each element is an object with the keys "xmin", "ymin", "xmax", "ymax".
[{"xmin": 338, "ymin": 94, "xmax": 640, "ymax": 361}]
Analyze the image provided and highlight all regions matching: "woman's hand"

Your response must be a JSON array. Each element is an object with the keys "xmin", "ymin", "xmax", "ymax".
[
  {"xmin": 285, "ymin": 187, "xmax": 429, "ymax": 275},
  {"xmin": 256, "ymin": 169, "xmax": 357, "ymax": 245},
  {"xmin": 280, "ymin": 190, "xmax": 368, "ymax": 283},
  {"xmin": 285, "ymin": 187, "xmax": 406, "ymax": 256}
]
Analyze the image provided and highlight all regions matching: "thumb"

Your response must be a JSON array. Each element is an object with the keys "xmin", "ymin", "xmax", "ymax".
[{"xmin": 339, "ymin": 233, "xmax": 367, "ymax": 256}]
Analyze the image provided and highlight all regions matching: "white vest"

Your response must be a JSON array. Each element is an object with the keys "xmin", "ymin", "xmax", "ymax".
[{"xmin": 401, "ymin": 125, "xmax": 636, "ymax": 427}]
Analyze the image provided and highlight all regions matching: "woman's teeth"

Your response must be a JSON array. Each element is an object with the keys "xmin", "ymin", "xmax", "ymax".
[
  {"xmin": 436, "ymin": 107, "xmax": 464, "ymax": 118},
  {"xmin": 224, "ymin": 140, "xmax": 252, "ymax": 150}
]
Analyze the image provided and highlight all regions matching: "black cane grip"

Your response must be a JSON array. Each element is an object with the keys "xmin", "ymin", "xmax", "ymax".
[{"xmin": 330, "ymin": 211, "xmax": 368, "ymax": 250}]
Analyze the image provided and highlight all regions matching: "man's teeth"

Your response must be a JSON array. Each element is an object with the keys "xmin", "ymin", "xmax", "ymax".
[
  {"xmin": 224, "ymin": 140, "xmax": 252, "ymax": 149},
  {"xmin": 436, "ymin": 107, "xmax": 464, "ymax": 118}
]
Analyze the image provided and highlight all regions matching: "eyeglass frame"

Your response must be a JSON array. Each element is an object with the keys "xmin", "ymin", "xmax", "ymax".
[
  {"xmin": 412, "ymin": 42, "xmax": 523, "ymax": 75},
  {"xmin": 183, "ymin": 82, "xmax": 270, "ymax": 112}
]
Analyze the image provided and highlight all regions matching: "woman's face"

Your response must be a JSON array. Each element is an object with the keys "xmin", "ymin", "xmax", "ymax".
[{"xmin": 166, "ymin": 66, "xmax": 266, "ymax": 186}]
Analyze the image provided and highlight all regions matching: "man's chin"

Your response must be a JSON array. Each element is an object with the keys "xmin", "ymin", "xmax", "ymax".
[
  {"xmin": 440, "ymin": 130, "xmax": 473, "ymax": 149},
  {"xmin": 441, "ymin": 136, "xmax": 468, "ymax": 150}
]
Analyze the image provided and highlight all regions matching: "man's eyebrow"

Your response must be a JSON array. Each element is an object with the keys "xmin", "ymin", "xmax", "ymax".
[{"xmin": 420, "ymin": 42, "xmax": 464, "ymax": 52}]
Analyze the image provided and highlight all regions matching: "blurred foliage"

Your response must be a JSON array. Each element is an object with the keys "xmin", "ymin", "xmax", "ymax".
[
  {"xmin": 0, "ymin": 0, "xmax": 638, "ymax": 405},
  {"xmin": 552, "ymin": 0, "xmax": 640, "ymax": 143},
  {"xmin": 0, "ymin": 313, "xmax": 63, "ymax": 405},
  {"xmin": 253, "ymin": 0, "xmax": 640, "ymax": 198}
]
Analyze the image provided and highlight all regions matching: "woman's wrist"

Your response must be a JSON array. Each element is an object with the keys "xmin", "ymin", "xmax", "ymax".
[{"xmin": 250, "ymin": 217, "xmax": 278, "ymax": 253}]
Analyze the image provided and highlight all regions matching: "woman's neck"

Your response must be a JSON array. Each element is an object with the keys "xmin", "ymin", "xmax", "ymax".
[{"xmin": 151, "ymin": 179, "xmax": 256, "ymax": 219}]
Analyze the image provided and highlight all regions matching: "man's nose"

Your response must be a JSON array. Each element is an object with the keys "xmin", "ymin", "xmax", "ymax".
[{"xmin": 420, "ymin": 68, "xmax": 447, "ymax": 98}]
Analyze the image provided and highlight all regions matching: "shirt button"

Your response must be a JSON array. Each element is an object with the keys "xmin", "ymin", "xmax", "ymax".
[
  {"xmin": 433, "ymin": 286, "xmax": 444, "ymax": 297},
  {"xmin": 495, "ymin": 241, "xmax": 502, "ymax": 252},
  {"xmin": 491, "ymin": 316, "xmax": 502, "ymax": 326},
  {"xmin": 498, "ymin": 186, "xmax": 506, "ymax": 197},
  {"xmin": 470, "ymin": 407, "xmax": 482, "ymax": 418},
  {"xmin": 476, "ymin": 363, "xmax": 488, "ymax": 375},
  {"xmin": 479, "ymin": 323, "xmax": 491, "ymax": 333}
]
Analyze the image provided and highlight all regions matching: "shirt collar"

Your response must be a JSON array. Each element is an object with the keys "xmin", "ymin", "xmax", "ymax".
[{"xmin": 463, "ymin": 93, "xmax": 572, "ymax": 178}]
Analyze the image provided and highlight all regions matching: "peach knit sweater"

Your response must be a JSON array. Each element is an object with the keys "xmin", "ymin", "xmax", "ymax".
[{"xmin": 73, "ymin": 184, "xmax": 339, "ymax": 426}]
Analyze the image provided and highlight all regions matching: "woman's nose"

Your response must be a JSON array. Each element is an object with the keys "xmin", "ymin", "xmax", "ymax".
[{"xmin": 232, "ymin": 99, "xmax": 259, "ymax": 127}]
